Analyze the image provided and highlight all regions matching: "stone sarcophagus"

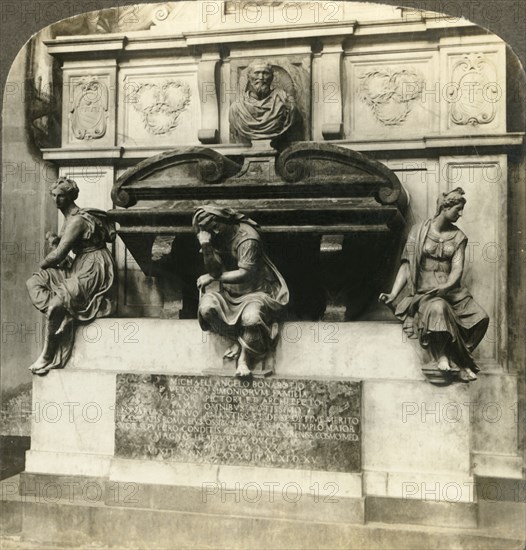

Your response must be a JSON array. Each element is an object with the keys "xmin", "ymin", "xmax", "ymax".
[{"xmin": 109, "ymin": 142, "xmax": 408, "ymax": 321}]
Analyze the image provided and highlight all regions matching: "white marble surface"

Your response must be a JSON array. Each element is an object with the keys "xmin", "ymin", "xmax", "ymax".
[
  {"xmin": 31, "ymin": 370, "xmax": 116, "ymax": 456},
  {"xmin": 362, "ymin": 380, "xmax": 472, "ymax": 475},
  {"xmin": 67, "ymin": 319, "xmax": 426, "ymax": 380},
  {"xmin": 110, "ymin": 458, "xmax": 363, "ymax": 498},
  {"xmin": 25, "ymin": 450, "xmax": 112, "ymax": 477},
  {"xmin": 26, "ymin": 319, "xmax": 521, "ymax": 500}
]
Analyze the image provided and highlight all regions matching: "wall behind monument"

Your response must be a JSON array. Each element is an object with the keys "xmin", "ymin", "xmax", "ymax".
[{"xmin": 1, "ymin": 32, "xmax": 58, "ymax": 435}]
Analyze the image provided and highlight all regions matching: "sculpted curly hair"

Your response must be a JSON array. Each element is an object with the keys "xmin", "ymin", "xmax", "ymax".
[
  {"xmin": 50, "ymin": 177, "xmax": 79, "ymax": 201},
  {"xmin": 435, "ymin": 187, "xmax": 466, "ymax": 217}
]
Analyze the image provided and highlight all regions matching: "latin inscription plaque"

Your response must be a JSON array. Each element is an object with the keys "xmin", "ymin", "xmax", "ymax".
[{"xmin": 115, "ymin": 375, "xmax": 361, "ymax": 472}]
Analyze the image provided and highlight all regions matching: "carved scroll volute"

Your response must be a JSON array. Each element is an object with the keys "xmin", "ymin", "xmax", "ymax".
[
  {"xmin": 112, "ymin": 185, "xmax": 134, "ymax": 209},
  {"xmin": 276, "ymin": 143, "xmax": 408, "ymax": 209},
  {"xmin": 111, "ymin": 147, "xmax": 242, "ymax": 208}
]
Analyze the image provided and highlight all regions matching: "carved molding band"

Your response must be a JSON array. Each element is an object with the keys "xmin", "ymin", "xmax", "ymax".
[
  {"xmin": 70, "ymin": 77, "xmax": 109, "ymax": 140},
  {"xmin": 449, "ymin": 53, "xmax": 498, "ymax": 126},
  {"xmin": 358, "ymin": 68, "xmax": 424, "ymax": 126},
  {"xmin": 131, "ymin": 80, "xmax": 191, "ymax": 135}
]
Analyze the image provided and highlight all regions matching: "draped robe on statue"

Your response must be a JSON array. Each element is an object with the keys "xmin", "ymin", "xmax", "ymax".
[
  {"xmin": 229, "ymin": 87, "xmax": 297, "ymax": 141},
  {"xmin": 26, "ymin": 208, "xmax": 116, "ymax": 369},
  {"xmin": 394, "ymin": 219, "xmax": 489, "ymax": 372},
  {"xmin": 197, "ymin": 213, "xmax": 289, "ymax": 359}
]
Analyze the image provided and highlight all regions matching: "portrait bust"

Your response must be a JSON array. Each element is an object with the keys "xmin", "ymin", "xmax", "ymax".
[{"xmin": 229, "ymin": 60, "xmax": 298, "ymax": 143}]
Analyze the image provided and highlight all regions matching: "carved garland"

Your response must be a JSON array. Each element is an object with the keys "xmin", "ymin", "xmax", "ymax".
[
  {"xmin": 358, "ymin": 68, "xmax": 425, "ymax": 126},
  {"xmin": 132, "ymin": 80, "xmax": 191, "ymax": 135}
]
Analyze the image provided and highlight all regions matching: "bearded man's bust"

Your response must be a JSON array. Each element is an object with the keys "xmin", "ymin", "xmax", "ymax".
[{"xmin": 229, "ymin": 61, "xmax": 297, "ymax": 143}]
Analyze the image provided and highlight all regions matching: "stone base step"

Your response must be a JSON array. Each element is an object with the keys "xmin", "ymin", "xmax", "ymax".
[{"xmin": 1, "ymin": 475, "xmax": 524, "ymax": 549}]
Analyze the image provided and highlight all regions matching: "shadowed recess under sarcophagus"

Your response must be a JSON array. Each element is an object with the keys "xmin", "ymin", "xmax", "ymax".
[{"xmin": 109, "ymin": 142, "xmax": 408, "ymax": 321}]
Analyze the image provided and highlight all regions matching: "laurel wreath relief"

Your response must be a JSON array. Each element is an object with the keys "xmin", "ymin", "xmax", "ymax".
[
  {"xmin": 131, "ymin": 80, "xmax": 191, "ymax": 135},
  {"xmin": 358, "ymin": 68, "xmax": 425, "ymax": 126}
]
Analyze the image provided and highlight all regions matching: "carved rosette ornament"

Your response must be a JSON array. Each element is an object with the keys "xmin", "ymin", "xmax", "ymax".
[
  {"xmin": 70, "ymin": 77, "xmax": 109, "ymax": 140},
  {"xmin": 358, "ymin": 68, "xmax": 424, "ymax": 126},
  {"xmin": 449, "ymin": 53, "xmax": 498, "ymax": 126},
  {"xmin": 132, "ymin": 80, "xmax": 191, "ymax": 135}
]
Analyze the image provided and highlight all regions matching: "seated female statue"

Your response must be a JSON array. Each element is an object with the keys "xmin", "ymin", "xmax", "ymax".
[
  {"xmin": 379, "ymin": 187, "xmax": 489, "ymax": 382},
  {"xmin": 26, "ymin": 177, "xmax": 116, "ymax": 375}
]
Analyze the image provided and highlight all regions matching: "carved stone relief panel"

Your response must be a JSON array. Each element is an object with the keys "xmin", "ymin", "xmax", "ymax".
[
  {"xmin": 345, "ymin": 51, "xmax": 438, "ymax": 140},
  {"xmin": 70, "ymin": 78, "xmax": 108, "ymax": 139},
  {"xmin": 62, "ymin": 63, "xmax": 116, "ymax": 147},
  {"xmin": 449, "ymin": 54, "xmax": 498, "ymax": 126},
  {"xmin": 131, "ymin": 80, "xmax": 191, "ymax": 135},
  {"xmin": 440, "ymin": 42, "xmax": 506, "ymax": 133},
  {"xmin": 358, "ymin": 68, "xmax": 425, "ymax": 126},
  {"xmin": 118, "ymin": 62, "xmax": 200, "ymax": 147},
  {"xmin": 226, "ymin": 54, "xmax": 311, "ymax": 143}
]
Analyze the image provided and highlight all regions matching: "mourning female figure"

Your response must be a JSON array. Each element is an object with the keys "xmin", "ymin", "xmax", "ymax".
[
  {"xmin": 193, "ymin": 206, "xmax": 289, "ymax": 376},
  {"xmin": 379, "ymin": 188, "xmax": 489, "ymax": 383},
  {"xmin": 26, "ymin": 178, "xmax": 116, "ymax": 374}
]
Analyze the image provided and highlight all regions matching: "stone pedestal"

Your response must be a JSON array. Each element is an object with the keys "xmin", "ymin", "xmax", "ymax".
[
  {"xmin": 4, "ymin": 318, "xmax": 519, "ymax": 546},
  {"xmin": 24, "ymin": 318, "xmax": 518, "ymax": 504}
]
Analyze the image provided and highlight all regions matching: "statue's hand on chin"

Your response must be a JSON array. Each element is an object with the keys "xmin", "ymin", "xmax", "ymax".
[{"xmin": 197, "ymin": 230, "xmax": 212, "ymax": 245}]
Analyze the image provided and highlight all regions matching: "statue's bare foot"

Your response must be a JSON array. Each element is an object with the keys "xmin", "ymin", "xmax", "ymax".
[
  {"xmin": 55, "ymin": 316, "xmax": 72, "ymax": 336},
  {"xmin": 29, "ymin": 354, "xmax": 52, "ymax": 373},
  {"xmin": 459, "ymin": 368, "xmax": 477, "ymax": 381},
  {"xmin": 224, "ymin": 342, "xmax": 241, "ymax": 360},
  {"xmin": 235, "ymin": 362, "xmax": 251, "ymax": 377},
  {"xmin": 437, "ymin": 356, "xmax": 451, "ymax": 371},
  {"xmin": 32, "ymin": 365, "xmax": 53, "ymax": 376}
]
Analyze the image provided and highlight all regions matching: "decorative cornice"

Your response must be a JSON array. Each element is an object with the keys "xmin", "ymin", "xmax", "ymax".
[
  {"xmin": 41, "ymin": 133, "xmax": 525, "ymax": 163},
  {"xmin": 43, "ymin": 16, "xmax": 482, "ymax": 60}
]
